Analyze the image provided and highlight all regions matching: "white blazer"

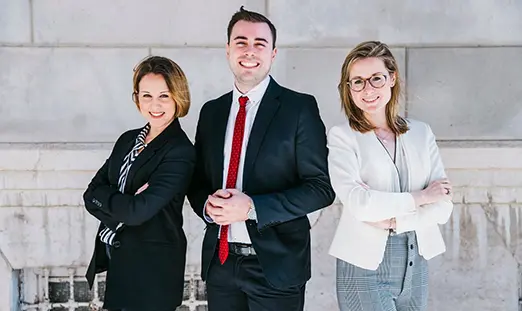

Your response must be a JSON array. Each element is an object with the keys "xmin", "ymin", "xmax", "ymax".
[{"xmin": 327, "ymin": 119, "xmax": 453, "ymax": 270}]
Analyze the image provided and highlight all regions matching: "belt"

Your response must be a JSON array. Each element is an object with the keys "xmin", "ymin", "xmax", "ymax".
[{"xmin": 229, "ymin": 242, "xmax": 257, "ymax": 256}]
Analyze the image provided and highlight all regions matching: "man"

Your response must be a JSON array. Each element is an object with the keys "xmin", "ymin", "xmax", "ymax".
[{"xmin": 188, "ymin": 6, "xmax": 335, "ymax": 311}]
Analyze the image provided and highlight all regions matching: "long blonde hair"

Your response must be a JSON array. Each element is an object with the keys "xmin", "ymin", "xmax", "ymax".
[{"xmin": 338, "ymin": 41, "xmax": 408, "ymax": 134}]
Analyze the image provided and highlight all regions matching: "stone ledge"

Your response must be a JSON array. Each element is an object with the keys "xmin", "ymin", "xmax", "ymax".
[
  {"xmin": 2, "ymin": 145, "xmax": 522, "ymax": 171},
  {"xmin": 0, "ymin": 190, "xmax": 84, "ymax": 207}
]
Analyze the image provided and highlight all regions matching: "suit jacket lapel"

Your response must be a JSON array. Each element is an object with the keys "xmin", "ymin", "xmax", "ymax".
[
  {"xmin": 399, "ymin": 128, "xmax": 420, "ymax": 191},
  {"xmin": 243, "ymin": 78, "xmax": 282, "ymax": 188},
  {"xmin": 110, "ymin": 137, "xmax": 135, "ymax": 185},
  {"xmin": 123, "ymin": 119, "xmax": 181, "ymax": 193},
  {"xmin": 209, "ymin": 92, "xmax": 233, "ymax": 189}
]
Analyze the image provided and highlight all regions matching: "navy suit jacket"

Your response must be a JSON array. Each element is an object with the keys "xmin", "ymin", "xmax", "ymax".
[{"xmin": 188, "ymin": 77, "xmax": 335, "ymax": 289}]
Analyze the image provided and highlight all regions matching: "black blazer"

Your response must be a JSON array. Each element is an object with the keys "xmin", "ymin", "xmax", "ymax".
[
  {"xmin": 188, "ymin": 77, "xmax": 335, "ymax": 289},
  {"xmin": 84, "ymin": 119, "xmax": 195, "ymax": 310}
]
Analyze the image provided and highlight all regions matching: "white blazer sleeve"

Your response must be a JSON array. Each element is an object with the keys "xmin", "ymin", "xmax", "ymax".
[
  {"xmin": 395, "ymin": 124, "xmax": 454, "ymax": 233},
  {"xmin": 327, "ymin": 126, "xmax": 417, "ymax": 222}
]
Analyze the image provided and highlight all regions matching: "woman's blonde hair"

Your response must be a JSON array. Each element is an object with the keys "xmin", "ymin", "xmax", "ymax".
[
  {"xmin": 338, "ymin": 41, "xmax": 408, "ymax": 134},
  {"xmin": 132, "ymin": 56, "xmax": 190, "ymax": 118}
]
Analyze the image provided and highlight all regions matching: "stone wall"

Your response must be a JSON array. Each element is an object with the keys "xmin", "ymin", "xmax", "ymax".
[{"xmin": 1, "ymin": 1, "xmax": 521, "ymax": 310}]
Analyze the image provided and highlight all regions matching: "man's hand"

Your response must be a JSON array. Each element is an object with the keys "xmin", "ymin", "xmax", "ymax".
[
  {"xmin": 206, "ymin": 189, "xmax": 252, "ymax": 225},
  {"xmin": 204, "ymin": 189, "xmax": 231, "ymax": 222}
]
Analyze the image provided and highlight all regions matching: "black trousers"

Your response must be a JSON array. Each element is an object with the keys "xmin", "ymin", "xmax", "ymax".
[
  {"xmin": 105, "ymin": 245, "xmax": 178, "ymax": 311},
  {"xmin": 206, "ymin": 251, "xmax": 306, "ymax": 311}
]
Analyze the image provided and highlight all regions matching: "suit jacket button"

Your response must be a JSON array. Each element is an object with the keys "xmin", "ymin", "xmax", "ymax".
[{"xmin": 113, "ymin": 241, "xmax": 121, "ymax": 248}]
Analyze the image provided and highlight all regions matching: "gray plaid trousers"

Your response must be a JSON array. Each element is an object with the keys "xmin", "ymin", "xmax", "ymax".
[{"xmin": 336, "ymin": 231, "xmax": 428, "ymax": 311}]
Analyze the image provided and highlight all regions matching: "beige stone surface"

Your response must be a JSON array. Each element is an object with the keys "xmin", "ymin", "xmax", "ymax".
[
  {"xmin": 269, "ymin": 0, "xmax": 522, "ymax": 46},
  {"xmin": 32, "ymin": 0, "xmax": 265, "ymax": 45},
  {"xmin": 0, "ymin": 0, "xmax": 31, "ymax": 43},
  {"xmin": 407, "ymin": 48, "xmax": 522, "ymax": 140}
]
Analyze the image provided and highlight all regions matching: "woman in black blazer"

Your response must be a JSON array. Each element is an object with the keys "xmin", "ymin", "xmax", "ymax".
[{"xmin": 83, "ymin": 56, "xmax": 195, "ymax": 311}]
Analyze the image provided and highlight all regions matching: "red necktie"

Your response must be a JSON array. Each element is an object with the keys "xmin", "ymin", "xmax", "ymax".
[{"xmin": 218, "ymin": 95, "xmax": 249, "ymax": 264}]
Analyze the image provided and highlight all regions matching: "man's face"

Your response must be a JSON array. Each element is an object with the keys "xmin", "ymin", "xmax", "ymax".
[{"xmin": 226, "ymin": 20, "xmax": 277, "ymax": 90}]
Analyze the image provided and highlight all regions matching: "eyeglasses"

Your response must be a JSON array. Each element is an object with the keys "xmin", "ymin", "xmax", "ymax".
[{"xmin": 347, "ymin": 73, "xmax": 388, "ymax": 92}]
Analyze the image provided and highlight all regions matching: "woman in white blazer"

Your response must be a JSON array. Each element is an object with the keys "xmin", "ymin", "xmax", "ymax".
[{"xmin": 327, "ymin": 41, "xmax": 453, "ymax": 311}]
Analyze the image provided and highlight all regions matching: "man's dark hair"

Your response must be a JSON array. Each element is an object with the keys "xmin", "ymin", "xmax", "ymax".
[{"xmin": 227, "ymin": 6, "xmax": 277, "ymax": 48}]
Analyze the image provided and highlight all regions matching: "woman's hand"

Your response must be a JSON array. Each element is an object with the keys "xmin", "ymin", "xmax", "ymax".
[
  {"xmin": 412, "ymin": 178, "xmax": 452, "ymax": 206},
  {"xmin": 364, "ymin": 218, "xmax": 395, "ymax": 230},
  {"xmin": 135, "ymin": 183, "xmax": 149, "ymax": 195}
]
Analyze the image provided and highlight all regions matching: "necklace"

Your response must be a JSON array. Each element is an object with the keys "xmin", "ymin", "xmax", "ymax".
[{"xmin": 375, "ymin": 129, "xmax": 394, "ymax": 144}]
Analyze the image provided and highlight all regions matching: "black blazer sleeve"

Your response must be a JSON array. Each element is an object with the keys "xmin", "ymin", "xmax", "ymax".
[
  {"xmin": 187, "ymin": 104, "xmax": 214, "ymax": 222},
  {"xmin": 252, "ymin": 96, "xmax": 335, "ymax": 230},
  {"xmin": 84, "ymin": 144, "xmax": 196, "ymax": 226},
  {"xmin": 83, "ymin": 158, "xmax": 121, "ymax": 231}
]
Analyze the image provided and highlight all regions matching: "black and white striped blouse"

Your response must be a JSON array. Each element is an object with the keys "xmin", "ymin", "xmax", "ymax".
[{"xmin": 99, "ymin": 124, "xmax": 150, "ymax": 245}]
